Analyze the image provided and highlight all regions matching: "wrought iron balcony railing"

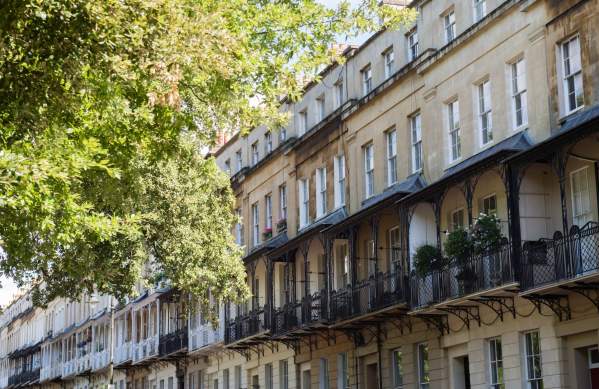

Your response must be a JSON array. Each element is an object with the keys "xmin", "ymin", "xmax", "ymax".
[
  {"xmin": 272, "ymin": 290, "xmax": 327, "ymax": 336},
  {"xmin": 132, "ymin": 334, "xmax": 159, "ymax": 363},
  {"xmin": 114, "ymin": 342, "xmax": 131, "ymax": 365},
  {"xmin": 224, "ymin": 308, "xmax": 267, "ymax": 344},
  {"xmin": 189, "ymin": 324, "xmax": 224, "ymax": 351},
  {"xmin": 330, "ymin": 269, "xmax": 407, "ymax": 322},
  {"xmin": 411, "ymin": 240, "xmax": 513, "ymax": 309},
  {"xmin": 521, "ymin": 221, "xmax": 599, "ymax": 290},
  {"xmin": 8, "ymin": 368, "xmax": 40, "ymax": 387},
  {"xmin": 159, "ymin": 327, "xmax": 188, "ymax": 356}
]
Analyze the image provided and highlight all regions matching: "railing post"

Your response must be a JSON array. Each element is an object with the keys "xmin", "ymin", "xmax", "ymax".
[{"xmin": 506, "ymin": 163, "xmax": 523, "ymax": 282}]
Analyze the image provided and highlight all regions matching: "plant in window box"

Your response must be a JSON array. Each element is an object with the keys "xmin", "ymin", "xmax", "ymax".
[
  {"xmin": 262, "ymin": 227, "xmax": 273, "ymax": 241},
  {"xmin": 276, "ymin": 218, "xmax": 287, "ymax": 233}
]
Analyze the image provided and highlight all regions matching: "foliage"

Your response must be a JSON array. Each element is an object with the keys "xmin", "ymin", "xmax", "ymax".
[
  {"xmin": 413, "ymin": 244, "xmax": 444, "ymax": 277},
  {"xmin": 444, "ymin": 228, "xmax": 473, "ymax": 265},
  {"xmin": 0, "ymin": 0, "xmax": 415, "ymax": 305},
  {"xmin": 472, "ymin": 214, "xmax": 503, "ymax": 254}
]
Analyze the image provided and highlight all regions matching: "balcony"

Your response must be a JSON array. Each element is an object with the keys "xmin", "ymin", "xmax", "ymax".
[
  {"xmin": 521, "ymin": 222, "xmax": 599, "ymax": 292},
  {"xmin": 272, "ymin": 291, "xmax": 327, "ymax": 337},
  {"xmin": 132, "ymin": 334, "xmax": 159, "ymax": 364},
  {"xmin": 8, "ymin": 368, "xmax": 40, "ymax": 387},
  {"xmin": 189, "ymin": 324, "xmax": 223, "ymax": 354},
  {"xmin": 224, "ymin": 308, "xmax": 268, "ymax": 346},
  {"xmin": 114, "ymin": 342, "xmax": 131, "ymax": 366},
  {"xmin": 410, "ymin": 240, "xmax": 514, "ymax": 310},
  {"xmin": 61, "ymin": 359, "xmax": 77, "ymax": 378},
  {"xmin": 91, "ymin": 349, "xmax": 110, "ymax": 372},
  {"xmin": 76, "ymin": 352, "xmax": 91, "ymax": 375},
  {"xmin": 330, "ymin": 269, "xmax": 407, "ymax": 324},
  {"xmin": 159, "ymin": 327, "xmax": 188, "ymax": 358},
  {"xmin": 40, "ymin": 363, "xmax": 62, "ymax": 382}
]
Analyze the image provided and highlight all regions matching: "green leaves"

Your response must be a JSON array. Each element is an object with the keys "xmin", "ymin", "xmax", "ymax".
[{"xmin": 0, "ymin": 0, "xmax": 413, "ymax": 306}]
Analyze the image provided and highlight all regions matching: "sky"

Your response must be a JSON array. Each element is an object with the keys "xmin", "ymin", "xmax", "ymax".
[
  {"xmin": 0, "ymin": 0, "xmax": 367, "ymax": 310},
  {"xmin": 0, "ymin": 276, "xmax": 20, "ymax": 308}
]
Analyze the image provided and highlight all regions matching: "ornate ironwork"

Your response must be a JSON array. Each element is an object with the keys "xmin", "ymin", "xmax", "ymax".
[
  {"xmin": 224, "ymin": 308, "xmax": 267, "ymax": 344},
  {"xmin": 521, "ymin": 222, "xmax": 599, "ymax": 290},
  {"xmin": 158, "ymin": 327, "xmax": 188, "ymax": 357},
  {"xmin": 523, "ymin": 294, "xmax": 571, "ymax": 321},
  {"xmin": 411, "ymin": 240, "xmax": 513, "ymax": 309},
  {"xmin": 329, "ymin": 269, "xmax": 407, "ymax": 323}
]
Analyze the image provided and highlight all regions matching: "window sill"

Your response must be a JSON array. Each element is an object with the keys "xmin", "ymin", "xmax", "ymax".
[
  {"xmin": 559, "ymin": 105, "xmax": 585, "ymax": 124},
  {"xmin": 446, "ymin": 158, "xmax": 462, "ymax": 169},
  {"xmin": 513, "ymin": 124, "xmax": 528, "ymax": 132}
]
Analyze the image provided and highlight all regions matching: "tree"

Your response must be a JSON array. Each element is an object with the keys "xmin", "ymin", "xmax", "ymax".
[{"xmin": 0, "ymin": 0, "xmax": 415, "ymax": 306}]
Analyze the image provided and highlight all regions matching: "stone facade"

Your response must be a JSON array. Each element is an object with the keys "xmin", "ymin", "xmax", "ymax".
[{"xmin": 3, "ymin": 1, "xmax": 599, "ymax": 389}]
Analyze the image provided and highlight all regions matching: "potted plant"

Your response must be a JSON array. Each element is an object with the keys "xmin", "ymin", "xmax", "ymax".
[
  {"xmin": 276, "ymin": 218, "xmax": 287, "ymax": 233},
  {"xmin": 472, "ymin": 214, "xmax": 502, "ymax": 254},
  {"xmin": 444, "ymin": 228, "xmax": 477, "ymax": 293},
  {"xmin": 413, "ymin": 244, "xmax": 445, "ymax": 277},
  {"xmin": 262, "ymin": 227, "xmax": 272, "ymax": 241}
]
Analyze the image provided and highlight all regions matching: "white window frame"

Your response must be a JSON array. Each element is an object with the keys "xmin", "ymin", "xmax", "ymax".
[
  {"xmin": 251, "ymin": 142, "xmax": 259, "ymax": 166},
  {"xmin": 570, "ymin": 166, "xmax": 591, "ymax": 226},
  {"xmin": 334, "ymin": 155, "xmax": 346, "ymax": 208},
  {"xmin": 299, "ymin": 179, "xmax": 310, "ymax": 228},
  {"xmin": 444, "ymin": 10, "xmax": 456, "ymax": 44},
  {"xmin": 477, "ymin": 80, "xmax": 493, "ymax": 146},
  {"xmin": 482, "ymin": 193, "xmax": 497, "ymax": 216},
  {"xmin": 316, "ymin": 167, "xmax": 327, "ymax": 218},
  {"xmin": 386, "ymin": 129, "xmax": 398, "ymax": 186},
  {"xmin": 279, "ymin": 360, "xmax": 289, "ymax": 389},
  {"xmin": 299, "ymin": 109, "xmax": 308, "ymax": 135},
  {"xmin": 279, "ymin": 184, "xmax": 287, "ymax": 220},
  {"xmin": 447, "ymin": 99, "xmax": 461, "ymax": 162},
  {"xmin": 473, "ymin": 0, "xmax": 486, "ymax": 22},
  {"xmin": 235, "ymin": 209, "xmax": 243, "ymax": 246},
  {"xmin": 384, "ymin": 47, "xmax": 395, "ymax": 79},
  {"xmin": 411, "ymin": 113, "xmax": 423, "ymax": 173},
  {"xmin": 316, "ymin": 95, "xmax": 326, "ymax": 121},
  {"xmin": 524, "ymin": 331, "xmax": 543, "ymax": 389},
  {"xmin": 224, "ymin": 159, "xmax": 231, "ymax": 175},
  {"xmin": 265, "ymin": 194, "xmax": 272, "ymax": 230},
  {"xmin": 408, "ymin": 30, "xmax": 419, "ymax": 61},
  {"xmin": 265, "ymin": 363, "xmax": 273, "ymax": 389},
  {"xmin": 280, "ymin": 126, "xmax": 287, "ymax": 142},
  {"xmin": 451, "ymin": 207, "xmax": 465, "ymax": 231},
  {"xmin": 560, "ymin": 35, "xmax": 584, "ymax": 115},
  {"xmin": 336, "ymin": 353, "xmax": 349, "ymax": 389},
  {"xmin": 391, "ymin": 348, "xmax": 403, "ymax": 389},
  {"xmin": 488, "ymin": 337, "xmax": 504, "ymax": 389},
  {"xmin": 362, "ymin": 65, "xmax": 373, "ymax": 96},
  {"xmin": 235, "ymin": 150, "xmax": 243, "ymax": 173},
  {"xmin": 319, "ymin": 358, "xmax": 329, "ymax": 389},
  {"xmin": 510, "ymin": 57, "xmax": 528, "ymax": 129},
  {"xmin": 363, "ymin": 143, "xmax": 375, "ymax": 199},
  {"xmin": 251, "ymin": 203, "xmax": 260, "ymax": 247},
  {"xmin": 335, "ymin": 80, "xmax": 344, "ymax": 108},
  {"xmin": 417, "ymin": 343, "xmax": 430, "ymax": 389},
  {"xmin": 265, "ymin": 132, "xmax": 273, "ymax": 154}
]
